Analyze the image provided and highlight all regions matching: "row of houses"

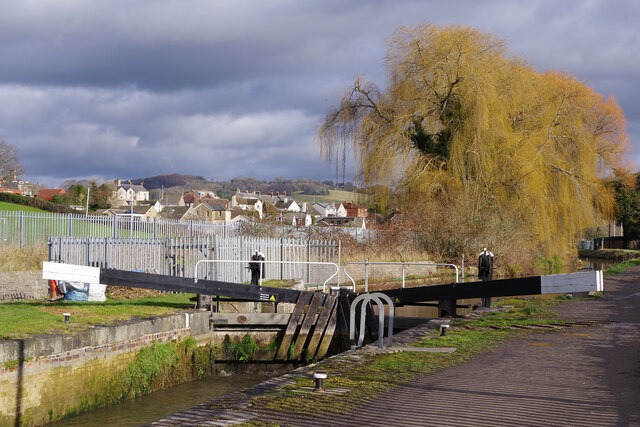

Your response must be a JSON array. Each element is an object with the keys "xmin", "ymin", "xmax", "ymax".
[
  {"xmin": 2, "ymin": 177, "xmax": 371, "ymax": 229},
  {"xmin": 0, "ymin": 178, "xmax": 37, "ymax": 197},
  {"xmin": 102, "ymin": 180, "xmax": 235, "ymax": 223},
  {"xmin": 110, "ymin": 186, "xmax": 370, "ymax": 228},
  {"xmin": 231, "ymin": 189, "xmax": 368, "ymax": 228}
]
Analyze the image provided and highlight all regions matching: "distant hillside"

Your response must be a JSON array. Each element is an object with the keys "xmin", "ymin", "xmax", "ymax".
[
  {"xmin": 292, "ymin": 189, "xmax": 366, "ymax": 205},
  {"xmin": 128, "ymin": 174, "xmax": 208, "ymax": 190},
  {"xmin": 132, "ymin": 174, "xmax": 361, "ymax": 200}
]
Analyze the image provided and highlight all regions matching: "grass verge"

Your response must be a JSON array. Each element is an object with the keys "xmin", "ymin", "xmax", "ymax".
[
  {"xmin": 603, "ymin": 258, "xmax": 640, "ymax": 275},
  {"xmin": 0, "ymin": 293, "xmax": 195, "ymax": 339},
  {"xmin": 0, "ymin": 245, "xmax": 47, "ymax": 271},
  {"xmin": 0, "ymin": 202, "xmax": 48, "ymax": 213},
  {"xmin": 579, "ymin": 248, "xmax": 640, "ymax": 261}
]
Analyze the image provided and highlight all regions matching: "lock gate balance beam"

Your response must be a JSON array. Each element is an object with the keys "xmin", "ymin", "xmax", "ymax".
[{"xmin": 378, "ymin": 271, "xmax": 603, "ymax": 305}]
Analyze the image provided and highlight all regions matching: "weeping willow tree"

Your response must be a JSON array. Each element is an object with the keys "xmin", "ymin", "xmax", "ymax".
[{"xmin": 318, "ymin": 24, "xmax": 628, "ymax": 261}]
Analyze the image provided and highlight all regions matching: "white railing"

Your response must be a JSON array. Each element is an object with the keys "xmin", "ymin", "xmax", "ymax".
[
  {"xmin": 0, "ymin": 210, "xmax": 239, "ymax": 247},
  {"xmin": 49, "ymin": 235, "xmax": 341, "ymax": 281},
  {"xmin": 343, "ymin": 261, "xmax": 459, "ymax": 292},
  {"xmin": 194, "ymin": 259, "xmax": 340, "ymax": 291}
]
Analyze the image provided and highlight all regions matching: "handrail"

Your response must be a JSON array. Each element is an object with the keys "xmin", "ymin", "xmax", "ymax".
[
  {"xmin": 350, "ymin": 292, "xmax": 394, "ymax": 349},
  {"xmin": 343, "ymin": 261, "xmax": 459, "ymax": 292},
  {"xmin": 194, "ymin": 259, "xmax": 340, "ymax": 292}
]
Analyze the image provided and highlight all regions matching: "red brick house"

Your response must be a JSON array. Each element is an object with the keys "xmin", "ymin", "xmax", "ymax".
[{"xmin": 36, "ymin": 188, "xmax": 66, "ymax": 201}]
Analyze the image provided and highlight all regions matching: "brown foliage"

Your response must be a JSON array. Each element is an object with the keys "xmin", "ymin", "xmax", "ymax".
[{"xmin": 318, "ymin": 24, "xmax": 629, "ymax": 260}]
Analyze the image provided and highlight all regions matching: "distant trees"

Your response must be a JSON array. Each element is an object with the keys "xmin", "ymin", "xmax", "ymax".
[
  {"xmin": 318, "ymin": 24, "xmax": 629, "ymax": 262},
  {"xmin": 614, "ymin": 172, "xmax": 640, "ymax": 241},
  {"xmin": 0, "ymin": 141, "xmax": 24, "ymax": 180},
  {"xmin": 90, "ymin": 182, "xmax": 114, "ymax": 210}
]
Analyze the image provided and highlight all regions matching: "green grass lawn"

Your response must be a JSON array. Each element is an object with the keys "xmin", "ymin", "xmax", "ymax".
[
  {"xmin": 292, "ymin": 189, "xmax": 366, "ymax": 205},
  {"xmin": 0, "ymin": 202, "xmax": 153, "ymax": 240},
  {"xmin": 0, "ymin": 293, "xmax": 195, "ymax": 339},
  {"xmin": 0, "ymin": 201, "xmax": 47, "ymax": 213}
]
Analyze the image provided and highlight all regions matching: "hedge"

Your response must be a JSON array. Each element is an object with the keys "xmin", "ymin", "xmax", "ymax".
[{"xmin": 0, "ymin": 193, "xmax": 77, "ymax": 214}]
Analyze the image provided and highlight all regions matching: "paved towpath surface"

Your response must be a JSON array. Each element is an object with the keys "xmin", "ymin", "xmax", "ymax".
[{"xmin": 154, "ymin": 268, "xmax": 640, "ymax": 426}]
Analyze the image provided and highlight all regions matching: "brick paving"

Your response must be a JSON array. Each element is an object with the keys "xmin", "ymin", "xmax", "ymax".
[{"xmin": 152, "ymin": 268, "xmax": 640, "ymax": 426}]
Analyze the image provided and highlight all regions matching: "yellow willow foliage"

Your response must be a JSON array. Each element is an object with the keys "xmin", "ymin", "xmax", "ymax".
[{"xmin": 318, "ymin": 24, "xmax": 629, "ymax": 256}]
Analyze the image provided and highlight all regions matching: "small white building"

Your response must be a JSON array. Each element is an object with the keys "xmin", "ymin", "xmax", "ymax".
[
  {"xmin": 312, "ymin": 202, "xmax": 337, "ymax": 218},
  {"xmin": 113, "ymin": 179, "xmax": 150, "ymax": 206},
  {"xmin": 231, "ymin": 190, "xmax": 264, "ymax": 219}
]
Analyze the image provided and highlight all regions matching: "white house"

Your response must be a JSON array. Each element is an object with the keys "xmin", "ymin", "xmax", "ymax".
[
  {"xmin": 231, "ymin": 190, "xmax": 264, "ymax": 219},
  {"xmin": 312, "ymin": 202, "xmax": 337, "ymax": 218},
  {"xmin": 113, "ymin": 179, "xmax": 150, "ymax": 206},
  {"xmin": 194, "ymin": 201, "xmax": 232, "ymax": 224},
  {"xmin": 278, "ymin": 212, "xmax": 312, "ymax": 227}
]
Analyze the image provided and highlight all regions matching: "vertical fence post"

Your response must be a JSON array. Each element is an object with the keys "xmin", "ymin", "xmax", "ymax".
[
  {"xmin": 364, "ymin": 257, "xmax": 369, "ymax": 293},
  {"xmin": 461, "ymin": 254, "xmax": 465, "ymax": 279},
  {"xmin": 337, "ymin": 240, "xmax": 341, "ymax": 287},
  {"xmin": 402, "ymin": 262, "xmax": 406, "ymax": 288},
  {"xmin": 19, "ymin": 211, "xmax": 24, "ymax": 248},
  {"xmin": 307, "ymin": 239, "xmax": 311, "ymax": 284},
  {"xmin": 280, "ymin": 237, "xmax": 284, "ymax": 280}
]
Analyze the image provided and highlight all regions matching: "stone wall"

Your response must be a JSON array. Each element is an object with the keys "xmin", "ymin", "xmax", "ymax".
[
  {"xmin": 0, "ymin": 311, "xmax": 211, "ymax": 426},
  {"xmin": 0, "ymin": 271, "xmax": 47, "ymax": 301}
]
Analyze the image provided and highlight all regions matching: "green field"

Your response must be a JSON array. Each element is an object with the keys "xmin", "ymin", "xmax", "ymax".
[
  {"xmin": 0, "ymin": 201, "xmax": 47, "ymax": 213},
  {"xmin": 292, "ymin": 189, "xmax": 366, "ymax": 205},
  {"xmin": 0, "ymin": 201, "xmax": 153, "ymax": 241},
  {"xmin": 0, "ymin": 293, "xmax": 195, "ymax": 339}
]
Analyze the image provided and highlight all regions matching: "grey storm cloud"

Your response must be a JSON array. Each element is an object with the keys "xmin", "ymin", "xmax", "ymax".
[{"xmin": 0, "ymin": 0, "xmax": 638, "ymax": 186}]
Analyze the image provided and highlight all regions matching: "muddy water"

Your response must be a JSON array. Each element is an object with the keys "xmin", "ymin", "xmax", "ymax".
[{"xmin": 46, "ymin": 373, "xmax": 273, "ymax": 427}]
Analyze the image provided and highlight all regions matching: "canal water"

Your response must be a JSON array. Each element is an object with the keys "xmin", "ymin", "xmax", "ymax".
[{"xmin": 46, "ymin": 373, "xmax": 273, "ymax": 426}]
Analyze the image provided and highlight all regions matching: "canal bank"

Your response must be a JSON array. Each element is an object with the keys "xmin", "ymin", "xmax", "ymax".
[{"xmin": 0, "ymin": 308, "xmax": 306, "ymax": 426}]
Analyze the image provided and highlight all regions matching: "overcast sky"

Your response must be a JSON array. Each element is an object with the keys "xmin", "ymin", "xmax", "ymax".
[{"xmin": 1, "ymin": 0, "xmax": 639, "ymax": 187}]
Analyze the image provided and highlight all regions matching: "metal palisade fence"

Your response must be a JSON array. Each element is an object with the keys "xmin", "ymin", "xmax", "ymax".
[
  {"xmin": 0, "ymin": 211, "xmax": 239, "ymax": 247},
  {"xmin": 48, "ymin": 235, "xmax": 341, "ymax": 286}
]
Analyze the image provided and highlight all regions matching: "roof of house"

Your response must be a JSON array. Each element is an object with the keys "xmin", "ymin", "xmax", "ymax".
[
  {"xmin": 342, "ymin": 201, "xmax": 365, "ymax": 209},
  {"xmin": 160, "ymin": 193, "xmax": 184, "ymax": 204},
  {"xmin": 118, "ymin": 183, "xmax": 148, "ymax": 193},
  {"xmin": 199, "ymin": 201, "xmax": 229, "ymax": 211},
  {"xmin": 36, "ymin": 188, "xmax": 66, "ymax": 201},
  {"xmin": 125, "ymin": 205, "xmax": 156, "ymax": 215},
  {"xmin": 235, "ymin": 196, "xmax": 261, "ymax": 206},
  {"xmin": 313, "ymin": 202, "xmax": 335, "ymax": 209},
  {"xmin": 282, "ymin": 212, "xmax": 309, "ymax": 220},
  {"xmin": 159, "ymin": 206, "xmax": 194, "ymax": 220},
  {"xmin": 318, "ymin": 216, "xmax": 365, "ymax": 227},
  {"xmin": 274, "ymin": 200, "xmax": 296, "ymax": 211}
]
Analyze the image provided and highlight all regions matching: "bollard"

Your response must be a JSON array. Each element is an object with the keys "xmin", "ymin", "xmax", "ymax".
[
  {"xmin": 440, "ymin": 324, "xmax": 449, "ymax": 336},
  {"xmin": 314, "ymin": 373, "xmax": 327, "ymax": 392},
  {"xmin": 63, "ymin": 313, "xmax": 70, "ymax": 323}
]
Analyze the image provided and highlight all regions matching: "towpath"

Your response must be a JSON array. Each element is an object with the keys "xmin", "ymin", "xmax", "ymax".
[{"xmin": 153, "ymin": 267, "xmax": 640, "ymax": 426}]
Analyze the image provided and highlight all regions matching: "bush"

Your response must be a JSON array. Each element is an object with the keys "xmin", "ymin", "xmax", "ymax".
[{"xmin": 535, "ymin": 255, "xmax": 564, "ymax": 275}]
